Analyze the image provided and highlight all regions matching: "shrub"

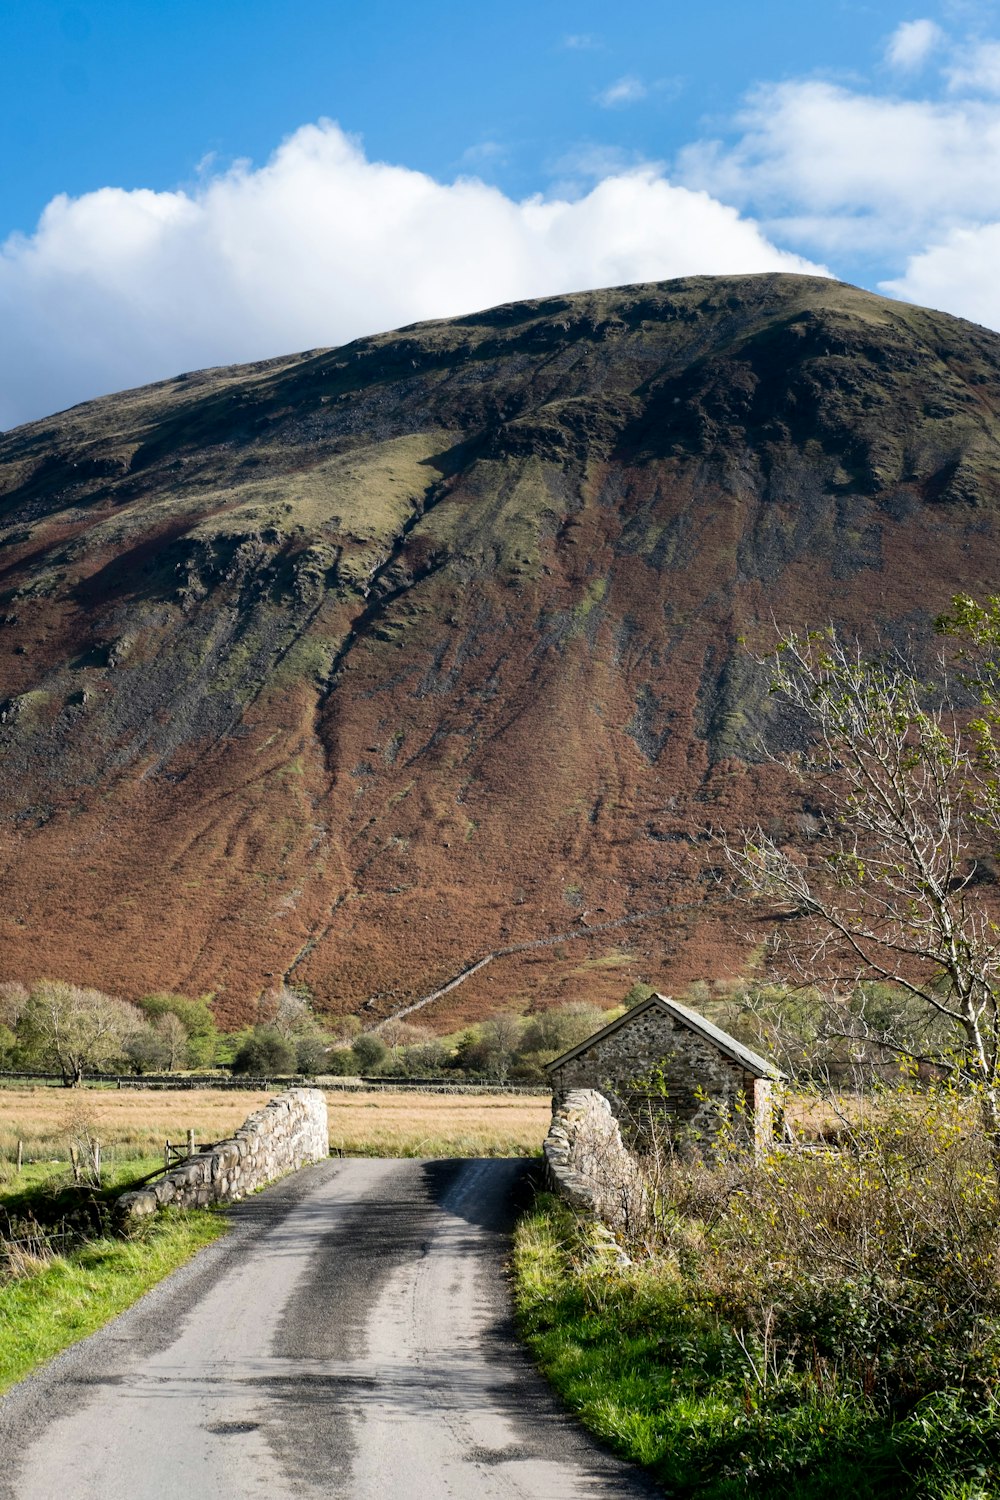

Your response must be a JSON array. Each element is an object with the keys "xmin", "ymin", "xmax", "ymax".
[
  {"xmin": 230, "ymin": 1026, "xmax": 295, "ymax": 1076},
  {"xmin": 516, "ymin": 1085, "xmax": 1000, "ymax": 1496},
  {"xmin": 294, "ymin": 1036, "xmax": 330, "ymax": 1075},
  {"xmin": 351, "ymin": 1034, "xmax": 388, "ymax": 1073}
]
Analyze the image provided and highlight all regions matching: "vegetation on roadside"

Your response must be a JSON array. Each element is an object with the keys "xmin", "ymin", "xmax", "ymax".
[
  {"xmin": 516, "ymin": 1083, "xmax": 1000, "ymax": 1498},
  {"xmin": 0, "ymin": 1074, "xmax": 548, "ymax": 1391},
  {"xmin": 0, "ymin": 1208, "xmax": 224, "ymax": 1392},
  {"xmin": 0, "ymin": 971, "xmax": 622, "ymax": 1087},
  {"xmin": 0, "ymin": 1145, "xmax": 226, "ymax": 1394}
]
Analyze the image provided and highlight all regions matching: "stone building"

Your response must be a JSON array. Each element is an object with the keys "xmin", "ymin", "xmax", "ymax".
[{"xmin": 545, "ymin": 992, "xmax": 785, "ymax": 1158}]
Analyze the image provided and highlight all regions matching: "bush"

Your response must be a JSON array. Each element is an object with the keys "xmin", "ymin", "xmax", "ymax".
[
  {"xmin": 351, "ymin": 1034, "xmax": 387, "ymax": 1073},
  {"xmin": 516, "ymin": 1082, "xmax": 1000, "ymax": 1498},
  {"xmin": 294, "ymin": 1036, "xmax": 330, "ymax": 1075},
  {"xmin": 230, "ymin": 1026, "xmax": 296, "ymax": 1076}
]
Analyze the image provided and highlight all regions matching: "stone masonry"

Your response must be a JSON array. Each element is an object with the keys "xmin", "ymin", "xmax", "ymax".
[
  {"xmin": 117, "ymin": 1088, "xmax": 328, "ymax": 1221},
  {"xmin": 543, "ymin": 1089, "xmax": 648, "ymax": 1226},
  {"xmin": 547, "ymin": 995, "xmax": 782, "ymax": 1158}
]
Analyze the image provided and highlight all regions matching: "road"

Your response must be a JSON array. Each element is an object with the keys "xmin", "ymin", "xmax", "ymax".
[{"xmin": 0, "ymin": 1158, "xmax": 657, "ymax": 1498}]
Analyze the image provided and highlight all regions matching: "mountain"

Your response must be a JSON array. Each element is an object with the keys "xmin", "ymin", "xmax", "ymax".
[{"xmin": 2, "ymin": 273, "xmax": 1000, "ymax": 1028}]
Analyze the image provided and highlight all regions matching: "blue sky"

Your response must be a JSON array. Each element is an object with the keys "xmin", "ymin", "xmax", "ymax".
[{"xmin": 2, "ymin": 0, "xmax": 1000, "ymax": 427}]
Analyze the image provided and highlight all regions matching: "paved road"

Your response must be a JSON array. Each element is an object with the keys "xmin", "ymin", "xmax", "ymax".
[{"xmin": 0, "ymin": 1158, "xmax": 656, "ymax": 1498}]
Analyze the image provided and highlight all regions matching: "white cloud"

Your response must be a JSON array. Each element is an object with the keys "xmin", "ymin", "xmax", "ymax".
[
  {"xmin": 947, "ymin": 38, "xmax": 1000, "ymax": 92},
  {"xmin": 676, "ymin": 79, "xmax": 1000, "ymax": 256},
  {"xmin": 882, "ymin": 221, "xmax": 1000, "ymax": 327},
  {"xmin": 562, "ymin": 33, "xmax": 602, "ymax": 51},
  {"xmin": 0, "ymin": 120, "xmax": 823, "ymax": 430},
  {"xmin": 885, "ymin": 18, "xmax": 943, "ymax": 71},
  {"xmin": 459, "ymin": 140, "xmax": 508, "ymax": 168},
  {"xmin": 597, "ymin": 76, "xmax": 648, "ymax": 108}
]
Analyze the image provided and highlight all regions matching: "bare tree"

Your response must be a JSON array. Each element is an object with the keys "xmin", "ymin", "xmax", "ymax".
[
  {"xmin": 155, "ymin": 1011, "xmax": 190, "ymax": 1071},
  {"xmin": 18, "ymin": 980, "xmax": 141, "ymax": 1086},
  {"xmin": 481, "ymin": 1014, "xmax": 523, "ymax": 1083},
  {"xmin": 256, "ymin": 985, "xmax": 315, "ymax": 1039},
  {"xmin": 723, "ymin": 626, "xmax": 1000, "ymax": 1170}
]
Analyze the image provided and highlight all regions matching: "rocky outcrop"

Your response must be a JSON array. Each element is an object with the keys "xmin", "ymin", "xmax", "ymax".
[
  {"xmin": 543, "ymin": 1089, "xmax": 647, "ymax": 1227},
  {"xmin": 117, "ymin": 1088, "xmax": 328, "ymax": 1220}
]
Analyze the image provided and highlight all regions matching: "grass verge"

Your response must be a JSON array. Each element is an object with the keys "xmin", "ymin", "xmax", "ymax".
[
  {"xmin": 513, "ymin": 1192, "xmax": 1000, "ymax": 1500},
  {"xmin": 0, "ymin": 1208, "xmax": 225, "ymax": 1393}
]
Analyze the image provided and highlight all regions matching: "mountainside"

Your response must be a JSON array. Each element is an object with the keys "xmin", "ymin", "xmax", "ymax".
[{"xmin": 2, "ymin": 273, "xmax": 1000, "ymax": 1028}]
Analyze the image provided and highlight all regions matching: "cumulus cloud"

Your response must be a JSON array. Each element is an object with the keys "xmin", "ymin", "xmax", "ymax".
[
  {"xmin": 885, "ymin": 18, "xmax": 943, "ymax": 71},
  {"xmin": 882, "ymin": 221, "xmax": 1000, "ymax": 327},
  {"xmin": 676, "ymin": 79, "xmax": 1000, "ymax": 257},
  {"xmin": 0, "ymin": 120, "xmax": 822, "ymax": 430},
  {"xmin": 667, "ymin": 27, "xmax": 1000, "ymax": 331}
]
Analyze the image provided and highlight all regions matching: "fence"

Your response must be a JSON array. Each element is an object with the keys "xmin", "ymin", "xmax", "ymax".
[{"xmin": 0, "ymin": 1070, "xmax": 546, "ymax": 1095}]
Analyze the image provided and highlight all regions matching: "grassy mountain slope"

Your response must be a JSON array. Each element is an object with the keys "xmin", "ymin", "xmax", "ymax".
[{"xmin": 2, "ymin": 273, "xmax": 1000, "ymax": 1026}]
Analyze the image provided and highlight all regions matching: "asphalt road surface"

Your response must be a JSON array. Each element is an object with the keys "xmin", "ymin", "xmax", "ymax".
[{"xmin": 0, "ymin": 1158, "xmax": 658, "ymax": 1498}]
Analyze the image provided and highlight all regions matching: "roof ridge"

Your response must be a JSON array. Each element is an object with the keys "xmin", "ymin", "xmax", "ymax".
[{"xmin": 544, "ymin": 992, "xmax": 784, "ymax": 1080}]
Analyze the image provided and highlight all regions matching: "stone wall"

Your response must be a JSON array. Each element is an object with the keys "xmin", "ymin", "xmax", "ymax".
[
  {"xmin": 543, "ymin": 1089, "xmax": 647, "ymax": 1226},
  {"xmin": 117, "ymin": 1088, "xmax": 328, "ymax": 1221}
]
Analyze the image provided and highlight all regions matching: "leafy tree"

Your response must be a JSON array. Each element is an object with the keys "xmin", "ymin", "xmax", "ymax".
[
  {"xmin": 138, "ymin": 991, "xmax": 219, "ymax": 1068},
  {"xmin": 17, "ymin": 980, "xmax": 141, "ymax": 1085},
  {"xmin": 480, "ymin": 1014, "xmax": 523, "ymax": 1082},
  {"xmin": 0, "ymin": 981, "xmax": 28, "ymax": 1034},
  {"xmin": 122, "ymin": 1024, "xmax": 169, "ymax": 1075},
  {"xmin": 255, "ymin": 985, "xmax": 317, "ymax": 1039},
  {"xmin": 725, "ymin": 611, "xmax": 1000, "ymax": 1172},
  {"xmin": 231, "ymin": 1025, "xmax": 295, "ymax": 1076},
  {"xmin": 0, "ymin": 1023, "xmax": 16, "ymax": 1069},
  {"xmin": 294, "ymin": 1035, "xmax": 331, "ymax": 1075},
  {"xmin": 520, "ymin": 1002, "xmax": 607, "ymax": 1057},
  {"xmin": 155, "ymin": 1011, "xmax": 190, "ymax": 1070},
  {"xmin": 351, "ymin": 1033, "xmax": 388, "ymax": 1073}
]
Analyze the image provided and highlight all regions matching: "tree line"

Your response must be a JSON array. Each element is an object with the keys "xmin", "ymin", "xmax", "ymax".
[{"xmin": 0, "ymin": 976, "xmax": 618, "ymax": 1086}]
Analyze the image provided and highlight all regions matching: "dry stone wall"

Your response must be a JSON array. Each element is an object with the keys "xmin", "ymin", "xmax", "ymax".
[
  {"xmin": 118, "ymin": 1088, "xmax": 328, "ymax": 1221},
  {"xmin": 543, "ymin": 1089, "xmax": 647, "ymax": 1227}
]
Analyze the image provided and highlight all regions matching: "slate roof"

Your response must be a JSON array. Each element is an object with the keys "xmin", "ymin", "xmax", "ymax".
[{"xmin": 544, "ymin": 992, "xmax": 785, "ymax": 1081}]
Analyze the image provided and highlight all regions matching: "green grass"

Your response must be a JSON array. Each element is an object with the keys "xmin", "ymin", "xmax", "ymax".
[
  {"xmin": 0, "ymin": 1154, "xmax": 164, "ymax": 1205},
  {"xmin": 0, "ymin": 1210, "xmax": 225, "ymax": 1392},
  {"xmin": 513, "ymin": 1194, "xmax": 1000, "ymax": 1499}
]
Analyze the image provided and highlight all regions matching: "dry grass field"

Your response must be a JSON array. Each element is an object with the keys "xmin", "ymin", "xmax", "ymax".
[
  {"xmin": 0, "ymin": 1086, "xmax": 551, "ymax": 1177},
  {"xmin": 327, "ymin": 1091, "xmax": 550, "ymax": 1158}
]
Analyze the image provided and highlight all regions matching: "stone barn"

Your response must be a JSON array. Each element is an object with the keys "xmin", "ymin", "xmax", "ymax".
[{"xmin": 545, "ymin": 992, "xmax": 785, "ymax": 1158}]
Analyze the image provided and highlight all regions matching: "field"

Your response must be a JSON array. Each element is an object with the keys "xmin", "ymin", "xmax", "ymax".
[{"xmin": 0, "ymin": 1086, "xmax": 551, "ymax": 1182}]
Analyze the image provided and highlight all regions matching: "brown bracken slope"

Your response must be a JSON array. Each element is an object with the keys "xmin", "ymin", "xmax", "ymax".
[{"xmin": 2, "ymin": 273, "xmax": 1000, "ymax": 1028}]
